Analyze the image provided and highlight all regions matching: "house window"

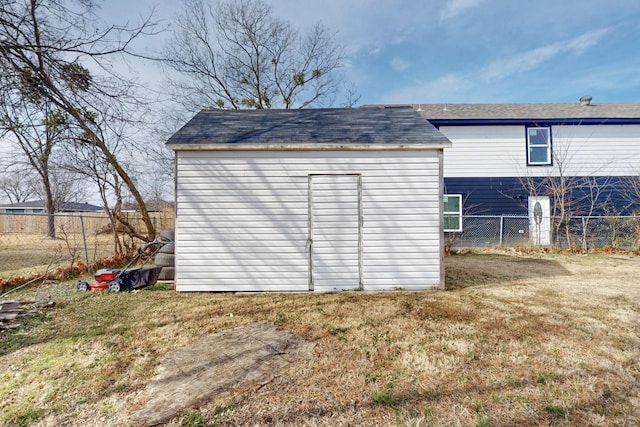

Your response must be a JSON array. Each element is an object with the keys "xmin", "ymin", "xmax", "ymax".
[
  {"xmin": 444, "ymin": 194, "xmax": 462, "ymax": 232},
  {"xmin": 526, "ymin": 126, "xmax": 551, "ymax": 165}
]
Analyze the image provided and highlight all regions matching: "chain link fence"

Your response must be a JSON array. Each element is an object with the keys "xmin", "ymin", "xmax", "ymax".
[
  {"xmin": 3, "ymin": 212, "xmax": 638, "ymax": 288},
  {"xmin": 447, "ymin": 215, "xmax": 640, "ymax": 250},
  {"xmin": 0, "ymin": 212, "xmax": 175, "ymax": 286}
]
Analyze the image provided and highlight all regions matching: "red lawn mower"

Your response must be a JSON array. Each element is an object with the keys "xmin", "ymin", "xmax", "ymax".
[{"xmin": 77, "ymin": 241, "xmax": 167, "ymax": 293}]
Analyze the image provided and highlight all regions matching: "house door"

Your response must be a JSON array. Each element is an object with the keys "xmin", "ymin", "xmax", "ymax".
[
  {"xmin": 528, "ymin": 196, "xmax": 551, "ymax": 246},
  {"xmin": 308, "ymin": 174, "xmax": 362, "ymax": 291}
]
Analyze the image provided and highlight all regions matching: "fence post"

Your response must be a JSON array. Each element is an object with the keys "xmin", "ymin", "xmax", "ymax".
[
  {"xmin": 80, "ymin": 215, "xmax": 90, "ymax": 271},
  {"xmin": 499, "ymin": 215, "xmax": 504, "ymax": 246}
]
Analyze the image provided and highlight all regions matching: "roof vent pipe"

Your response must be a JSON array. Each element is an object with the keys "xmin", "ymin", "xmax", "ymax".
[{"xmin": 580, "ymin": 95, "xmax": 592, "ymax": 106}]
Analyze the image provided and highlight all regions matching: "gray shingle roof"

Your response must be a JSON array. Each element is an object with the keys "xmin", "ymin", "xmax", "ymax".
[
  {"xmin": 167, "ymin": 106, "xmax": 451, "ymax": 146},
  {"xmin": 411, "ymin": 102, "xmax": 640, "ymax": 120},
  {"xmin": 0, "ymin": 200, "xmax": 101, "ymax": 211}
]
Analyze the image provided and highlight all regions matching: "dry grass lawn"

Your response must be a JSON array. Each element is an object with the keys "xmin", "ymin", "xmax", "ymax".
[{"xmin": 1, "ymin": 250, "xmax": 640, "ymax": 426}]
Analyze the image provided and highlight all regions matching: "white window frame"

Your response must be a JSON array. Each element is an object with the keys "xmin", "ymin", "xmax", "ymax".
[
  {"xmin": 444, "ymin": 194, "xmax": 462, "ymax": 232},
  {"xmin": 526, "ymin": 126, "xmax": 552, "ymax": 166}
]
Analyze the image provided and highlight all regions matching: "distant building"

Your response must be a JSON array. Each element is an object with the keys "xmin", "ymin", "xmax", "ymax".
[{"xmin": 0, "ymin": 200, "xmax": 102, "ymax": 214}]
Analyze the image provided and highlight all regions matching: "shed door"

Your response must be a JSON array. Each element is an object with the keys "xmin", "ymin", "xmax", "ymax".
[{"xmin": 309, "ymin": 174, "xmax": 362, "ymax": 291}]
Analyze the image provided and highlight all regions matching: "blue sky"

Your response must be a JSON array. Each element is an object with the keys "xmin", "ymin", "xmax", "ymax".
[{"xmin": 103, "ymin": 0, "xmax": 640, "ymax": 105}]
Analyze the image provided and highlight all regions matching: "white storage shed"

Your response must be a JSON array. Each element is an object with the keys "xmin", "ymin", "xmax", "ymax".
[{"xmin": 167, "ymin": 106, "xmax": 452, "ymax": 292}]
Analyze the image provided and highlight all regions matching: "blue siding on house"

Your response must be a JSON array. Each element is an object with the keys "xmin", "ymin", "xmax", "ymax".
[
  {"xmin": 445, "ymin": 176, "xmax": 638, "ymax": 216},
  {"xmin": 444, "ymin": 177, "xmax": 527, "ymax": 215}
]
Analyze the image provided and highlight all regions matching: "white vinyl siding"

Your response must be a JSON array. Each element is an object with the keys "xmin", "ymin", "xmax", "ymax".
[
  {"xmin": 440, "ymin": 124, "xmax": 640, "ymax": 177},
  {"xmin": 175, "ymin": 150, "xmax": 443, "ymax": 292}
]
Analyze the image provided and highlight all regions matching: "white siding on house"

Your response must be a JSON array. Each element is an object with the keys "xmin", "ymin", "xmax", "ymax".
[
  {"xmin": 440, "ymin": 126, "xmax": 524, "ymax": 177},
  {"xmin": 441, "ymin": 124, "xmax": 640, "ymax": 178},
  {"xmin": 175, "ymin": 150, "xmax": 443, "ymax": 292}
]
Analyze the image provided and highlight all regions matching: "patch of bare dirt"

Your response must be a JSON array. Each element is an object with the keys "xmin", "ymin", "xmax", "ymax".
[
  {"xmin": 130, "ymin": 322, "xmax": 313, "ymax": 426},
  {"xmin": 444, "ymin": 251, "xmax": 572, "ymax": 289}
]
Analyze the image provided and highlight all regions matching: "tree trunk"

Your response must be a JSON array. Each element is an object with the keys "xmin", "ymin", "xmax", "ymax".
[{"xmin": 42, "ymin": 167, "xmax": 56, "ymax": 239}]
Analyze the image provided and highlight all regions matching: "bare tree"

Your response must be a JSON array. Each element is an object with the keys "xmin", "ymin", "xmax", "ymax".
[
  {"xmin": 0, "ymin": 162, "xmax": 38, "ymax": 204},
  {"xmin": 517, "ymin": 170, "xmax": 576, "ymax": 247},
  {"xmin": 518, "ymin": 125, "xmax": 617, "ymax": 249},
  {"xmin": 341, "ymin": 82, "xmax": 362, "ymax": 108},
  {"xmin": 618, "ymin": 173, "xmax": 640, "ymax": 249},
  {"xmin": 0, "ymin": 95, "xmax": 74, "ymax": 237},
  {"xmin": 67, "ymin": 142, "xmax": 128, "ymax": 254},
  {"xmin": 163, "ymin": 0, "xmax": 346, "ymax": 112},
  {"xmin": 572, "ymin": 176, "xmax": 613, "ymax": 251},
  {"xmin": 0, "ymin": 0, "xmax": 161, "ymax": 241},
  {"xmin": 62, "ymin": 118, "xmax": 153, "ymax": 254},
  {"xmin": 46, "ymin": 167, "xmax": 91, "ymax": 209},
  {"xmin": 621, "ymin": 174, "xmax": 640, "ymax": 214}
]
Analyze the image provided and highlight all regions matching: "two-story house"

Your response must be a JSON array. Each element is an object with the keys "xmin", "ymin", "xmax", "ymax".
[{"xmin": 416, "ymin": 98, "xmax": 640, "ymax": 245}]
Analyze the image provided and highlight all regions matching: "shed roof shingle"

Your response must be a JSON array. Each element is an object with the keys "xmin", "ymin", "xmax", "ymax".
[{"xmin": 167, "ymin": 106, "xmax": 451, "ymax": 147}]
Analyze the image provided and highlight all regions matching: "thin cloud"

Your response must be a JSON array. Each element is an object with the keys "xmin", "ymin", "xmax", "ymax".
[
  {"xmin": 440, "ymin": 0, "xmax": 485, "ymax": 22},
  {"xmin": 482, "ymin": 27, "xmax": 613, "ymax": 80},
  {"xmin": 382, "ymin": 73, "xmax": 476, "ymax": 103},
  {"xmin": 565, "ymin": 27, "xmax": 613, "ymax": 54},
  {"xmin": 391, "ymin": 58, "xmax": 411, "ymax": 72},
  {"xmin": 571, "ymin": 63, "xmax": 640, "ymax": 90}
]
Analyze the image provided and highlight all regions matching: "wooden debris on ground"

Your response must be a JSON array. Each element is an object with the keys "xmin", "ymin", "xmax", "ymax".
[{"xmin": 0, "ymin": 299, "xmax": 55, "ymax": 329}]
